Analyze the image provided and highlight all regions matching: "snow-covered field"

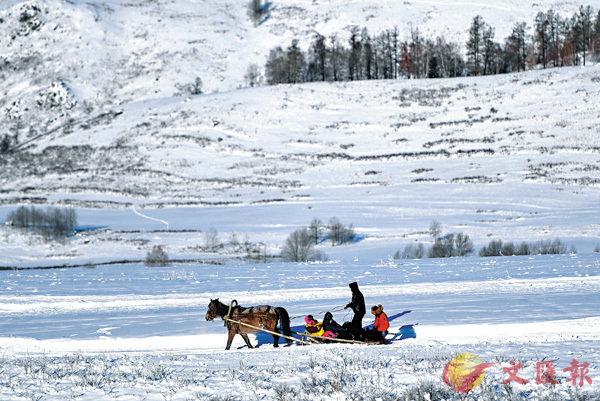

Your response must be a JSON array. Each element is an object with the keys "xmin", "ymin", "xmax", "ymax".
[{"xmin": 2, "ymin": 254, "xmax": 600, "ymax": 400}]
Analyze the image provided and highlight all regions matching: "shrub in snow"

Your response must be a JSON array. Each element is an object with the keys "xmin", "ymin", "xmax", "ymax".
[
  {"xmin": 4, "ymin": 99, "xmax": 25, "ymax": 120},
  {"xmin": 0, "ymin": 135, "xmax": 11, "ymax": 153},
  {"xmin": 396, "ymin": 222, "xmax": 473, "ymax": 259},
  {"xmin": 397, "ymin": 243, "xmax": 426, "ymax": 259},
  {"xmin": 204, "ymin": 227, "xmax": 221, "ymax": 252},
  {"xmin": 427, "ymin": 232, "xmax": 473, "ymax": 258},
  {"xmin": 5, "ymin": 205, "xmax": 77, "ymax": 239},
  {"xmin": 16, "ymin": 3, "xmax": 44, "ymax": 36},
  {"xmin": 479, "ymin": 238, "xmax": 570, "ymax": 257},
  {"xmin": 454, "ymin": 232, "xmax": 475, "ymax": 256},
  {"xmin": 145, "ymin": 245, "xmax": 169, "ymax": 266},
  {"xmin": 428, "ymin": 233, "xmax": 456, "ymax": 258},
  {"xmin": 532, "ymin": 238, "xmax": 569, "ymax": 255},
  {"xmin": 328, "ymin": 217, "xmax": 355, "ymax": 246},
  {"xmin": 244, "ymin": 64, "xmax": 263, "ymax": 87},
  {"xmin": 175, "ymin": 77, "xmax": 203, "ymax": 96},
  {"xmin": 36, "ymin": 81, "xmax": 77, "ymax": 110},
  {"xmin": 245, "ymin": 241, "xmax": 268, "ymax": 261},
  {"xmin": 399, "ymin": 381, "xmax": 454, "ymax": 401},
  {"xmin": 281, "ymin": 228, "xmax": 326, "ymax": 262}
]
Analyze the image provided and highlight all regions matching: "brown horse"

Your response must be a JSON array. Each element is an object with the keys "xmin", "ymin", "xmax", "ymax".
[{"xmin": 205, "ymin": 298, "xmax": 293, "ymax": 350}]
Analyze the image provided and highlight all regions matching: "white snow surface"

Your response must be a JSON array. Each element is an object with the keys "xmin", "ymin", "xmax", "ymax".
[{"xmin": 2, "ymin": 254, "xmax": 600, "ymax": 400}]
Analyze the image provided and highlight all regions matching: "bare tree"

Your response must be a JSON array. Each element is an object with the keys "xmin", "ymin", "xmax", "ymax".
[
  {"xmin": 204, "ymin": 227, "xmax": 220, "ymax": 252},
  {"xmin": 429, "ymin": 220, "xmax": 442, "ymax": 240},
  {"xmin": 454, "ymin": 232, "xmax": 474, "ymax": 256},
  {"xmin": 328, "ymin": 217, "xmax": 355, "ymax": 246},
  {"xmin": 244, "ymin": 64, "xmax": 263, "ymax": 87},
  {"xmin": 281, "ymin": 229, "xmax": 314, "ymax": 262},
  {"xmin": 308, "ymin": 218, "xmax": 322, "ymax": 245}
]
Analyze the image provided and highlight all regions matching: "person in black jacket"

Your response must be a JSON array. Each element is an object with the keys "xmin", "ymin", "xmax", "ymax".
[{"xmin": 344, "ymin": 281, "xmax": 365, "ymax": 339}]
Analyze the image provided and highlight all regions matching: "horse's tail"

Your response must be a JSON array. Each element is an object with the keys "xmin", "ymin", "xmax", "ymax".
[{"xmin": 275, "ymin": 307, "xmax": 293, "ymax": 344}]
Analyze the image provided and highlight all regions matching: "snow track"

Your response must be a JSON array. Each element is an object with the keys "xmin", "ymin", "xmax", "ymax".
[{"xmin": 2, "ymin": 316, "xmax": 599, "ymax": 355}]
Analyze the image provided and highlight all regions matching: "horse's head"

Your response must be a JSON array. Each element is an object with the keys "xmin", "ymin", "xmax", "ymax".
[{"xmin": 205, "ymin": 298, "xmax": 219, "ymax": 321}]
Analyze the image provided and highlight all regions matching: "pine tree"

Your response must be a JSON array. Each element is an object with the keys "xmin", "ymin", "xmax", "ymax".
[
  {"xmin": 361, "ymin": 28, "xmax": 373, "ymax": 80},
  {"xmin": 348, "ymin": 27, "xmax": 362, "ymax": 80},
  {"xmin": 577, "ymin": 5, "xmax": 594, "ymax": 65},
  {"xmin": 286, "ymin": 39, "xmax": 306, "ymax": 83},
  {"xmin": 329, "ymin": 35, "xmax": 342, "ymax": 81},
  {"xmin": 311, "ymin": 33, "xmax": 327, "ymax": 81},
  {"xmin": 482, "ymin": 25, "xmax": 496, "ymax": 75},
  {"xmin": 594, "ymin": 10, "xmax": 600, "ymax": 56},
  {"xmin": 409, "ymin": 27, "xmax": 425, "ymax": 78},
  {"xmin": 466, "ymin": 16, "xmax": 484, "ymax": 75},
  {"xmin": 547, "ymin": 10, "xmax": 563, "ymax": 67},
  {"xmin": 506, "ymin": 22, "xmax": 528, "ymax": 72},
  {"xmin": 535, "ymin": 12, "xmax": 550, "ymax": 68},
  {"xmin": 567, "ymin": 15, "xmax": 581, "ymax": 65},
  {"xmin": 392, "ymin": 27, "xmax": 399, "ymax": 79},
  {"xmin": 428, "ymin": 54, "xmax": 440, "ymax": 78},
  {"xmin": 265, "ymin": 46, "xmax": 287, "ymax": 84}
]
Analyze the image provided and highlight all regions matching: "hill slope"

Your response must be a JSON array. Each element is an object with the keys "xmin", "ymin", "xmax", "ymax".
[
  {"xmin": 1, "ymin": 0, "xmax": 599, "ymax": 151},
  {"xmin": 1, "ymin": 66, "xmax": 600, "ymax": 207}
]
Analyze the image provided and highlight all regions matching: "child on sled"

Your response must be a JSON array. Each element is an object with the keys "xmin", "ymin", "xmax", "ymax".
[{"xmin": 304, "ymin": 315, "xmax": 337, "ymax": 339}]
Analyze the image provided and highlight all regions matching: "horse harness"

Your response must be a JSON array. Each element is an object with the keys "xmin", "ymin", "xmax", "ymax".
[{"xmin": 225, "ymin": 300, "xmax": 276, "ymax": 330}]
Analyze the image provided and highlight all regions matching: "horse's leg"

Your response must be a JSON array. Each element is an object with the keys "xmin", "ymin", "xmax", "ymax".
[
  {"xmin": 269, "ymin": 321, "xmax": 280, "ymax": 348},
  {"xmin": 240, "ymin": 333, "xmax": 254, "ymax": 349},
  {"xmin": 225, "ymin": 328, "xmax": 236, "ymax": 350}
]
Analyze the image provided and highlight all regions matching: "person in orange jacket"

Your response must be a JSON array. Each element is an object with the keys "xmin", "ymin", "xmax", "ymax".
[{"xmin": 365, "ymin": 304, "xmax": 389, "ymax": 343}]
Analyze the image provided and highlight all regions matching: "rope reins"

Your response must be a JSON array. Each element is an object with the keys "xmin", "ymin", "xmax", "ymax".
[{"xmin": 289, "ymin": 305, "xmax": 346, "ymax": 321}]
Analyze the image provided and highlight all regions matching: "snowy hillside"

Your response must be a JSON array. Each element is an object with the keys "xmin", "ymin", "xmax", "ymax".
[
  {"xmin": 2, "ymin": 64, "xmax": 600, "ymax": 266},
  {"xmin": 1, "ymin": 0, "xmax": 600, "ymax": 154},
  {"xmin": 2, "ymin": 65, "xmax": 600, "ymax": 205}
]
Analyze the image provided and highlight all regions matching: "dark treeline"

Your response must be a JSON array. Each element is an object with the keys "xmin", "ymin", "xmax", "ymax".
[
  {"xmin": 265, "ymin": 5, "xmax": 600, "ymax": 84},
  {"xmin": 5, "ymin": 206, "xmax": 78, "ymax": 239}
]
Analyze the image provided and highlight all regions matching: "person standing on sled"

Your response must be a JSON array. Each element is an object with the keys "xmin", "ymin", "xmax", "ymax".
[
  {"xmin": 365, "ymin": 304, "xmax": 389, "ymax": 343},
  {"xmin": 345, "ymin": 282, "xmax": 366, "ymax": 339}
]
